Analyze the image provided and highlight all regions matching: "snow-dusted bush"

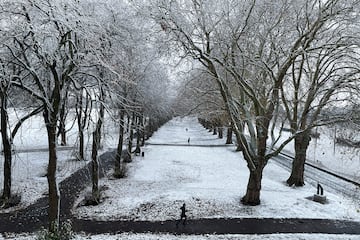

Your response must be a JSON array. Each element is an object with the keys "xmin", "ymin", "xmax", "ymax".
[{"xmin": 36, "ymin": 220, "xmax": 74, "ymax": 240}]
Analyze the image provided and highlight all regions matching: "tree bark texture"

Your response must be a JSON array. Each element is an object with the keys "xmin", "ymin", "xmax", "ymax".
[
  {"xmin": 91, "ymin": 100, "xmax": 105, "ymax": 202},
  {"xmin": 127, "ymin": 113, "xmax": 135, "ymax": 158},
  {"xmin": 218, "ymin": 127, "xmax": 223, "ymax": 139},
  {"xmin": 58, "ymin": 103, "xmax": 66, "ymax": 146},
  {"xmin": 91, "ymin": 131, "xmax": 100, "ymax": 202},
  {"xmin": 241, "ymin": 167, "xmax": 263, "ymax": 205},
  {"xmin": 213, "ymin": 127, "xmax": 217, "ymax": 135},
  {"xmin": 135, "ymin": 129, "xmax": 141, "ymax": 155},
  {"xmin": 140, "ymin": 115, "xmax": 145, "ymax": 146},
  {"xmin": 1, "ymin": 93, "xmax": 12, "ymax": 202},
  {"xmin": 76, "ymin": 91, "xmax": 90, "ymax": 161},
  {"xmin": 44, "ymin": 109, "xmax": 60, "ymax": 233},
  {"xmin": 241, "ymin": 117, "xmax": 269, "ymax": 206},
  {"xmin": 226, "ymin": 127, "xmax": 233, "ymax": 144},
  {"xmin": 79, "ymin": 130, "xmax": 85, "ymax": 160},
  {"xmin": 287, "ymin": 131, "xmax": 311, "ymax": 186},
  {"xmin": 114, "ymin": 109, "xmax": 125, "ymax": 178}
]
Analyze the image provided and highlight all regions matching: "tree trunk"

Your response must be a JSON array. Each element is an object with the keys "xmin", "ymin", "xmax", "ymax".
[
  {"xmin": 213, "ymin": 127, "xmax": 217, "ymax": 135},
  {"xmin": 140, "ymin": 114, "xmax": 145, "ymax": 146},
  {"xmin": 232, "ymin": 121, "xmax": 244, "ymax": 151},
  {"xmin": 76, "ymin": 112, "xmax": 85, "ymax": 160},
  {"xmin": 287, "ymin": 131, "xmax": 311, "ymax": 186},
  {"xmin": 241, "ymin": 119, "xmax": 268, "ymax": 206},
  {"xmin": 135, "ymin": 126, "xmax": 141, "ymax": 156},
  {"xmin": 60, "ymin": 129, "xmax": 66, "ymax": 146},
  {"xmin": 76, "ymin": 91, "xmax": 90, "ymax": 161},
  {"xmin": 241, "ymin": 167, "xmax": 263, "ymax": 205},
  {"xmin": 218, "ymin": 127, "xmax": 223, "ymax": 139},
  {"xmin": 114, "ymin": 109, "xmax": 125, "ymax": 178},
  {"xmin": 44, "ymin": 109, "xmax": 60, "ymax": 233},
  {"xmin": 79, "ymin": 130, "xmax": 85, "ymax": 160},
  {"xmin": 91, "ymin": 99, "xmax": 105, "ymax": 202},
  {"xmin": 0, "ymin": 103, "xmax": 42, "ymax": 204},
  {"xmin": 91, "ymin": 131, "xmax": 100, "ymax": 202},
  {"xmin": 127, "ymin": 114, "xmax": 131, "ymax": 133},
  {"xmin": 58, "ymin": 104, "xmax": 66, "ymax": 146},
  {"xmin": 57, "ymin": 89, "xmax": 69, "ymax": 146},
  {"xmin": 127, "ymin": 112, "xmax": 135, "ymax": 157},
  {"xmin": 226, "ymin": 127, "xmax": 233, "ymax": 144},
  {"xmin": 1, "ymin": 94, "xmax": 12, "ymax": 203}
]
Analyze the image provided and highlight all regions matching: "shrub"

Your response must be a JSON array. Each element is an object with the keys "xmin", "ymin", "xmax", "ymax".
[
  {"xmin": 0, "ymin": 193, "xmax": 21, "ymax": 209},
  {"xmin": 113, "ymin": 164, "xmax": 128, "ymax": 179},
  {"xmin": 36, "ymin": 220, "xmax": 74, "ymax": 240}
]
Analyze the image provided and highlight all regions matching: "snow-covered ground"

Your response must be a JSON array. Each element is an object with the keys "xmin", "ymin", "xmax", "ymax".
[
  {"xmin": 0, "ymin": 150, "xmax": 86, "ymax": 213},
  {"xmin": 278, "ymin": 125, "xmax": 360, "ymax": 182},
  {"xmin": 0, "ymin": 110, "xmax": 118, "ymax": 213},
  {"xmin": 2, "ymin": 116, "xmax": 360, "ymax": 239},
  {"xmin": 73, "ymin": 117, "xmax": 360, "ymax": 222}
]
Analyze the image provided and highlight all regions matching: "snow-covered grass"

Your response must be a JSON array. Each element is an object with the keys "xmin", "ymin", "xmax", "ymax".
[
  {"xmin": 0, "ymin": 110, "xmax": 118, "ymax": 213},
  {"xmin": 2, "ymin": 233, "xmax": 360, "ymax": 240},
  {"xmin": 0, "ymin": 150, "xmax": 86, "ymax": 213},
  {"xmin": 1, "ymin": 115, "xmax": 360, "ymax": 239},
  {"xmin": 73, "ymin": 117, "xmax": 360, "ymax": 222},
  {"xmin": 306, "ymin": 126, "xmax": 360, "ymax": 181},
  {"xmin": 277, "ymin": 125, "xmax": 360, "ymax": 182},
  {"xmin": 6, "ymin": 109, "xmax": 119, "ymax": 151}
]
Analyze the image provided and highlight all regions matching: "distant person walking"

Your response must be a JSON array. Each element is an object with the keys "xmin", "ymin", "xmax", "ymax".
[
  {"xmin": 187, "ymin": 137, "xmax": 190, "ymax": 144},
  {"xmin": 176, "ymin": 203, "xmax": 187, "ymax": 227}
]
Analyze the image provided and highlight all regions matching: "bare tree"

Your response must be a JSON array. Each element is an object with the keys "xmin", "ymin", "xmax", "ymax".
[
  {"xmin": 0, "ymin": 66, "xmax": 42, "ymax": 206},
  {"xmin": 90, "ymin": 85, "xmax": 106, "ymax": 203},
  {"xmin": 1, "ymin": 0, "xmax": 103, "ymax": 232},
  {"xmin": 282, "ymin": 31, "xmax": 360, "ymax": 186},
  {"xmin": 74, "ymin": 87, "xmax": 92, "ymax": 161},
  {"xmin": 149, "ymin": 0, "xmax": 356, "ymax": 205},
  {"xmin": 0, "ymin": 1, "xmax": 46, "ymax": 208}
]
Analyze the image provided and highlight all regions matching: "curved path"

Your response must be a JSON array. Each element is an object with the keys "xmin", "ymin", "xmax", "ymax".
[{"xmin": 1, "ymin": 151, "xmax": 360, "ymax": 235}]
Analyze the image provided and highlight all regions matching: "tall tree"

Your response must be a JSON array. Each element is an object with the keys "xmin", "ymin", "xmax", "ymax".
[
  {"xmin": 149, "ymin": 0, "xmax": 355, "ymax": 205},
  {"xmin": 0, "ymin": 69, "xmax": 42, "ymax": 206},
  {"xmin": 74, "ymin": 87, "xmax": 92, "ymax": 161},
  {"xmin": 2, "ymin": 0, "xmax": 99, "ymax": 232},
  {"xmin": 0, "ymin": 62, "xmax": 13, "ymax": 207},
  {"xmin": 282, "ymin": 35, "xmax": 360, "ymax": 186},
  {"xmin": 0, "ymin": 1, "xmax": 45, "ymax": 207},
  {"xmin": 91, "ymin": 86, "xmax": 106, "ymax": 203}
]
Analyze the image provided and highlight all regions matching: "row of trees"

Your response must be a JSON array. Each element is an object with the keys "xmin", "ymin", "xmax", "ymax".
[
  {"xmin": 1, "ymin": 0, "xmax": 360, "ymax": 234},
  {"xmin": 0, "ymin": 0, "xmax": 172, "ymax": 234},
  {"xmin": 148, "ymin": 0, "xmax": 360, "ymax": 205}
]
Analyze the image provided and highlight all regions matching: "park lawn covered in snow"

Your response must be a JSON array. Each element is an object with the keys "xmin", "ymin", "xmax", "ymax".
[
  {"xmin": 0, "ymin": 110, "xmax": 118, "ymax": 213},
  {"xmin": 73, "ymin": 117, "xmax": 360, "ymax": 221},
  {"xmin": 0, "ymin": 150, "xmax": 86, "ymax": 213},
  {"xmin": 1, "ymin": 116, "xmax": 360, "ymax": 240},
  {"xmin": 276, "ymin": 124, "xmax": 360, "ymax": 183}
]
